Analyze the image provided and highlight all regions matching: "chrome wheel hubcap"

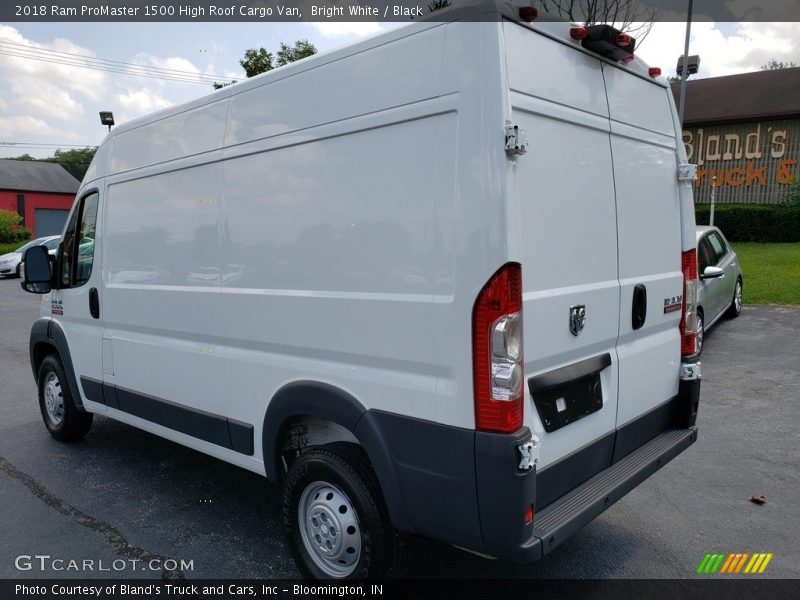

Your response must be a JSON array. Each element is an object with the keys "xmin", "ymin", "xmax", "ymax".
[
  {"xmin": 696, "ymin": 317, "xmax": 704, "ymax": 352},
  {"xmin": 44, "ymin": 372, "xmax": 64, "ymax": 425},
  {"xmin": 298, "ymin": 482, "xmax": 361, "ymax": 577},
  {"xmin": 735, "ymin": 282, "xmax": 742, "ymax": 313}
]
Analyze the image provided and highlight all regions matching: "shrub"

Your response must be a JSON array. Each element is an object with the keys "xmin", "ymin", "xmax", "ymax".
[
  {"xmin": 694, "ymin": 203, "xmax": 800, "ymax": 243},
  {"xmin": 0, "ymin": 209, "xmax": 32, "ymax": 244}
]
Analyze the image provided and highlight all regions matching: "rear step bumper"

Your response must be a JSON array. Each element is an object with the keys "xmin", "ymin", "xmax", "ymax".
[{"xmin": 511, "ymin": 426, "xmax": 697, "ymax": 562}]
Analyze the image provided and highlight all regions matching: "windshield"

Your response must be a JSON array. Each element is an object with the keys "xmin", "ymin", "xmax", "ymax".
[{"xmin": 13, "ymin": 238, "xmax": 46, "ymax": 253}]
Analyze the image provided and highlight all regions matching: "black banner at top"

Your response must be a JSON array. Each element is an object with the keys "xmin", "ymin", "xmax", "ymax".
[{"xmin": 2, "ymin": 0, "xmax": 800, "ymax": 22}]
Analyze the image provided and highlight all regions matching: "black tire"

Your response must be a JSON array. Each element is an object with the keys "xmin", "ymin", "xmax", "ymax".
[
  {"xmin": 37, "ymin": 354, "xmax": 93, "ymax": 441},
  {"xmin": 15, "ymin": 263, "xmax": 21, "ymax": 278},
  {"xmin": 282, "ymin": 442, "xmax": 407, "ymax": 580},
  {"xmin": 725, "ymin": 278, "xmax": 743, "ymax": 319}
]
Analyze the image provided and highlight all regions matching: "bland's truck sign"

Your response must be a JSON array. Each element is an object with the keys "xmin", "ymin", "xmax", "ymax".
[{"xmin": 682, "ymin": 119, "xmax": 799, "ymax": 204}]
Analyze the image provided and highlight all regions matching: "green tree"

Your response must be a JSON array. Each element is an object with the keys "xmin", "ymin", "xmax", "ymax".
[
  {"xmin": 276, "ymin": 40, "xmax": 317, "ymax": 67},
  {"xmin": 240, "ymin": 47, "xmax": 274, "ymax": 77},
  {"xmin": 761, "ymin": 59, "xmax": 798, "ymax": 70},
  {"xmin": 52, "ymin": 147, "xmax": 97, "ymax": 181},
  {"xmin": 213, "ymin": 40, "xmax": 317, "ymax": 89}
]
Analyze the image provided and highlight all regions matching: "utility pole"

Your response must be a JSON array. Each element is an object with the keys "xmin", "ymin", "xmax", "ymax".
[{"xmin": 678, "ymin": 0, "xmax": 694, "ymax": 125}]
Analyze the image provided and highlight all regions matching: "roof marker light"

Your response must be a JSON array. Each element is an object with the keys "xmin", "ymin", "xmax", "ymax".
[
  {"xmin": 622, "ymin": 54, "xmax": 635, "ymax": 64},
  {"xmin": 519, "ymin": 6, "xmax": 538, "ymax": 22},
  {"xmin": 617, "ymin": 33, "xmax": 632, "ymax": 47},
  {"xmin": 649, "ymin": 67, "xmax": 662, "ymax": 78},
  {"xmin": 570, "ymin": 27, "xmax": 588, "ymax": 40}
]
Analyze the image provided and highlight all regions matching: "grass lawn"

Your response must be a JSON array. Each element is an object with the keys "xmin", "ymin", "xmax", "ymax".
[{"xmin": 731, "ymin": 243, "xmax": 800, "ymax": 305}]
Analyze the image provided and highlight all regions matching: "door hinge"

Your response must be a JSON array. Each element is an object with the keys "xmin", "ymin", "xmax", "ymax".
[
  {"xmin": 518, "ymin": 435, "xmax": 540, "ymax": 470},
  {"xmin": 678, "ymin": 163, "xmax": 698, "ymax": 182},
  {"xmin": 505, "ymin": 123, "xmax": 529, "ymax": 159}
]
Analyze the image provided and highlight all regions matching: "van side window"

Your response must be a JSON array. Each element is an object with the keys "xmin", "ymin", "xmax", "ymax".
[
  {"xmin": 60, "ymin": 208, "xmax": 79, "ymax": 287},
  {"xmin": 61, "ymin": 192, "xmax": 99, "ymax": 287}
]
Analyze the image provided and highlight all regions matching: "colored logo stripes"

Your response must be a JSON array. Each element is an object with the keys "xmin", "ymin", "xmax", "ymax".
[{"xmin": 697, "ymin": 552, "xmax": 774, "ymax": 574}]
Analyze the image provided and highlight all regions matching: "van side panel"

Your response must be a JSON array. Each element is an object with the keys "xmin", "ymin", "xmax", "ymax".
[
  {"xmin": 102, "ymin": 160, "xmax": 229, "ymax": 440},
  {"xmin": 219, "ymin": 114, "xmax": 457, "ymax": 442},
  {"xmin": 603, "ymin": 66, "xmax": 683, "ymax": 427},
  {"xmin": 111, "ymin": 101, "xmax": 229, "ymax": 173},
  {"xmin": 225, "ymin": 27, "xmax": 448, "ymax": 147}
]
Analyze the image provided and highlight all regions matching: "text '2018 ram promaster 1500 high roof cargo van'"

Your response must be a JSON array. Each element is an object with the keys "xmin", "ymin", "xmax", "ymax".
[{"xmin": 22, "ymin": 5, "xmax": 702, "ymax": 580}]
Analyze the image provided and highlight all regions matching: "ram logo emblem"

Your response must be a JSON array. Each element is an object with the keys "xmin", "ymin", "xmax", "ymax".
[{"xmin": 569, "ymin": 305, "xmax": 586, "ymax": 336}]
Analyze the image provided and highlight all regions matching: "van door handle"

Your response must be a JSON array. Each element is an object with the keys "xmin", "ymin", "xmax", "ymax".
[
  {"xmin": 89, "ymin": 287, "xmax": 100, "ymax": 319},
  {"xmin": 632, "ymin": 284, "xmax": 647, "ymax": 330}
]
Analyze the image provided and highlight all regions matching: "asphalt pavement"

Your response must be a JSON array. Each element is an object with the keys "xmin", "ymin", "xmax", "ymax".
[{"xmin": 1, "ymin": 276, "xmax": 798, "ymax": 579}]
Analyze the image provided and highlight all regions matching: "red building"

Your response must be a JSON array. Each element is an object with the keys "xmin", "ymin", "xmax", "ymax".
[{"xmin": 0, "ymin": 159, "xmax": 79, "ymax": 237}]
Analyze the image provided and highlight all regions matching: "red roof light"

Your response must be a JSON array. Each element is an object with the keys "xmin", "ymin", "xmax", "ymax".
[
  {"xmin": 570, "ymin": 27, "xmax": 588, "ymax": 40},
  {"xmin": 649, "ymin": 67, "xmax": 662, "ymax": 78},
  {"xmin": 518, "ymin": 6, "xmax": 539, "ymax": 22}
]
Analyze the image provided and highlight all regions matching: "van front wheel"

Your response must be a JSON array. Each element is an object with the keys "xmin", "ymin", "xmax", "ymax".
[
  {"xmin": 37, "ymin": 355, "xmax": 93, "ymax": 441},
  {"xmin": 282, "ymin": 442, "xmax": 406, "ymax": 579}
]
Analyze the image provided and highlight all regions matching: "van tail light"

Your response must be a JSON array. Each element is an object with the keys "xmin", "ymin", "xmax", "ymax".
[
  {"xmin": 524, "ymin": 504, "xmax": 534, "ymax": 524},
  {"xmin": 473, "ymin": 263, "xmax": 524, "ymax": 433},
  {"xmin": 680, "ymin": 249, "xmax": 699, "ymax": 357}
]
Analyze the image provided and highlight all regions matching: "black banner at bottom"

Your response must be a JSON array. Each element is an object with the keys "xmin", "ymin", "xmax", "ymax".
[{"xmin": 3, "ymin": 579, "xmax": 800, "ymax": 600}]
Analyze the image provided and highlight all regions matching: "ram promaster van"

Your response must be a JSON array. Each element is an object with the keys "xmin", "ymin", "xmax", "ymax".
[{"xmin": 22, "ymin": 7, "xmax": 703, "ymax": 580}]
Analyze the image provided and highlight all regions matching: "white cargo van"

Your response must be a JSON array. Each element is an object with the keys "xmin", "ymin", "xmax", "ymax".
[{"xmin": 22, "ymin": 7, "xmax": 702, "ymax": 580}]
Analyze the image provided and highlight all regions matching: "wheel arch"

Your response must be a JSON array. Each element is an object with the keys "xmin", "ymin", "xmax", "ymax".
[
  {"xmin": 29, "ymin": 318, "xmax": 85, "ymax": 411},
  {"xmin": 263, "ymin": 381, "xmax": 410, "ymax": 531}
]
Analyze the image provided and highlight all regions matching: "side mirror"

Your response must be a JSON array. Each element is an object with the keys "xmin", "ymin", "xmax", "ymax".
[
  {"xmin": 700, "ymin": 266, "xmax": 724, "ymax": 280},
  {"xmin": 21, "ymin": 246, "xmax": 53, "ymax": 294}
]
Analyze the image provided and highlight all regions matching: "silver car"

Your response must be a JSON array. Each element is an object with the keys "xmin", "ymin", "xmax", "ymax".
[
  {"xmin": 695, "ymin": 226, "xmax": 743, "ymax": 354},
  {"xmin": 0, "ymin": 236, "xmax": 60, "ymax": 278}
]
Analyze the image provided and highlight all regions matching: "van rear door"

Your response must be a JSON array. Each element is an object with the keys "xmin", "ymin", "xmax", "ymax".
[
  {"xmin": 504, "ymin": 24, "xmax": 621, "ymax": 500},
  {"xmin": 602, "ymin": 65, "xmax": 683, "ymax": 444}
]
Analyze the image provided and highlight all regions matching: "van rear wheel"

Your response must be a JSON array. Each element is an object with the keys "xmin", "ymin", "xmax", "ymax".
[
  {"xmin": 282, "ymin": 442, "xmax": 406, "ymax": 579},
  {"xmin": 37, "ymin": 355, "xmax": 93, "ymax": 441}
]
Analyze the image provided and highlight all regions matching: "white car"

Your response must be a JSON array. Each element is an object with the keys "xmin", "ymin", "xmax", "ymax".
[{"xmin": 0, "ymin": 236, "xmax": 60, "ymax": 278}]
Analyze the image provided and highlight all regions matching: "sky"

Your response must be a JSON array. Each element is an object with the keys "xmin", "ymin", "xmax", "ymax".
[{"xmin": 1, "ymin": 20, "xmax": 799, "ymax": 160}]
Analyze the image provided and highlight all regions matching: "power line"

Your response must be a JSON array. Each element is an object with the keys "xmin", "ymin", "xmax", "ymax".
[
  {"xmin": 1, "ymin": 142, "xmax": 97, "ymax": 147},
  {"xmin": 0, "ymin": 49, "xmax": 222, "ymax": 85},
  {"xmin": 0, "ymin": 39, "xmax": 233, "ymax": 82},
  {"xmin": 0, "ymin": 45, "xmax": 235, "ymax": 85}
]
